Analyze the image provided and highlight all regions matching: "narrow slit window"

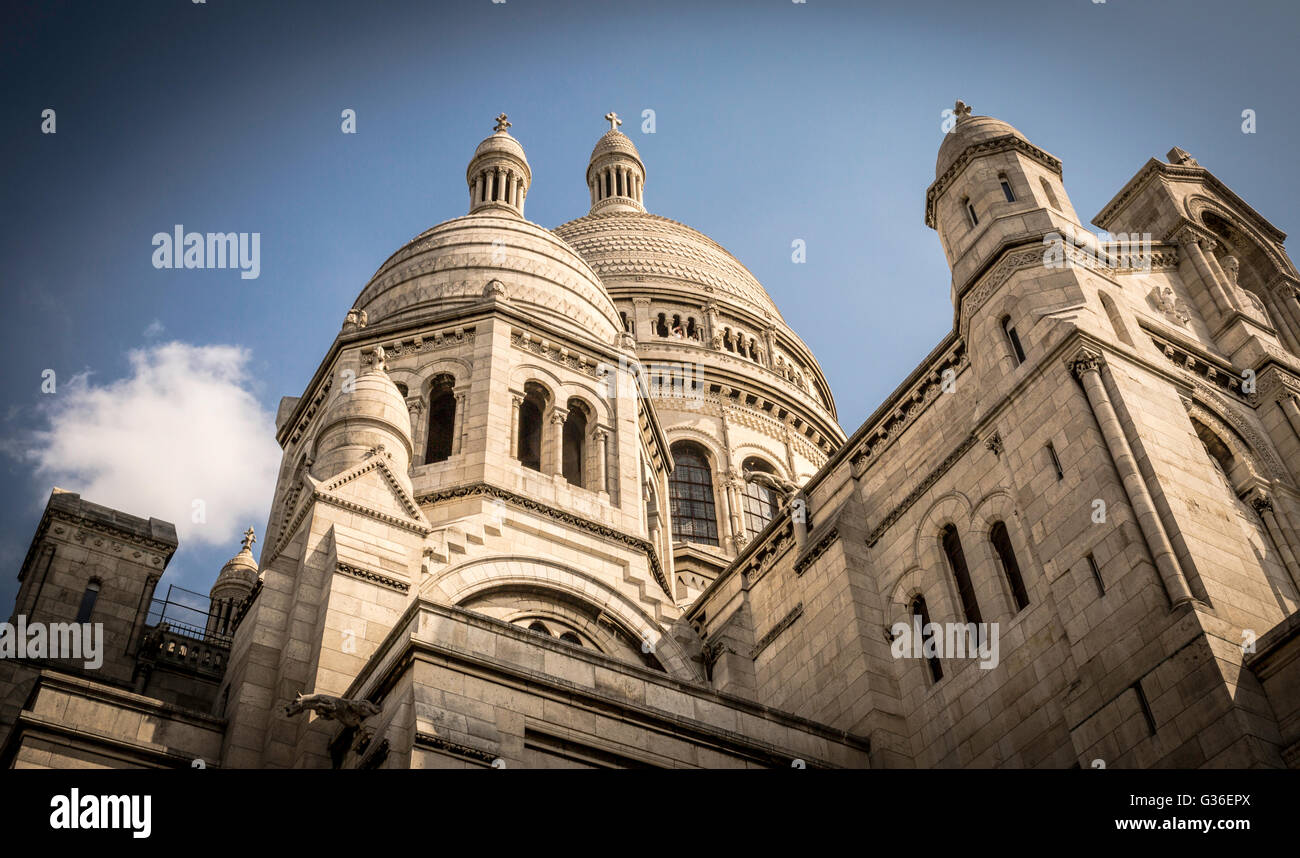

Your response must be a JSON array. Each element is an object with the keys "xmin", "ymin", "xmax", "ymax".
[
  {"xmin": 75, "ymin": 580, "xmax": 100, "ymax": 624},
  {"xmin": 1086, "ymin": 553, "xmax": 1105, "ymax": 596},
  {"xmin": 1047, "ymin": 442, "xmax": 1064, "ymax": 481},
  {"xmin": 911, "ymin": 595, "xmax": 943, "ymax": 683},
  {"xmin": 965, "ymin": 199, "xmax": 979, "ymax": 227},
  {"xmin": 1002, "ymin": 316, "xmax": 1026, "ymax": 365},
  {"xmin": 1000, "ymin": 177, "xmax": 1016, "ymax": 202},
  {"xmin": 941, "ymin": 524, "xmax": 982, "ymax": 626},
  {"xmin": 990, "ymin": 522, "xmax": 1030, "ymax": 612}
]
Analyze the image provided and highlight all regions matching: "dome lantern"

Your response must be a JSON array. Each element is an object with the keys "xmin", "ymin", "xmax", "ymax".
[
  {"xmin": 586, "ymin": 112, "xmax": 646, "ymax": 214},
  {"xmin": 467, "ymin": 113, "xmax": 531, "ymax": 218}
]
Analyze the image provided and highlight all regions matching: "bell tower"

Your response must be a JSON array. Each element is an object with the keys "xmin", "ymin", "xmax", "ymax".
[{"xmin": 927, "ymin": 101, "xmax": 1083, "ymax": 295}]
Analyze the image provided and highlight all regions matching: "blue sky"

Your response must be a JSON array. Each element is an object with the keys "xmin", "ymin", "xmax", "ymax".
[{"xmin": 2, "ymin": 0, "xmax": 1297, "ymax": 608}]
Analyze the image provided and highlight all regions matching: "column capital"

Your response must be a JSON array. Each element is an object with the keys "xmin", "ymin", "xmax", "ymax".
[
  {"xmin": 550, "ymin": 409, "xmax": 568, "ymax": 425},
  {"xmin": 1249, "ymin": 490, "xmax": 1274, "ymax": 515},
  {"xmin": 1066, "ymin": 346, "xmax": 1102, "ymax": 379}
]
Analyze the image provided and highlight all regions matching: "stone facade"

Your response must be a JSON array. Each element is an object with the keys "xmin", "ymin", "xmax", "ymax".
[{"xmin": 3, "ymin": 106, "xmax": 1298, "ymax": 768}]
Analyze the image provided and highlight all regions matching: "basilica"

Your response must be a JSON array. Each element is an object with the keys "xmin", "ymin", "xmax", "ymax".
[{"xmin": 3, "ymin": 105, "xmax": 1299, "ymax": 768}]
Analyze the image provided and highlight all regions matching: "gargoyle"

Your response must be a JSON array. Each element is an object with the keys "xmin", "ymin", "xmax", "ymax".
[
  {"xmin": 283, "ymin": 692, "xmax": 380, "ymax": 728},
  {"xmin": 743, "ymin": 467, "xmax": 801, "ymax": 504}
]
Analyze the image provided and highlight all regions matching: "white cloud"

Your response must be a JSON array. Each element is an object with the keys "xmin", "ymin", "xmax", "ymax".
[
  {"xmin": 18, "ymin": 342, "xmax": 281, "ymax": 548},
  {"xmin": 143, "ymin": 319, "xmax": 165, "ymax": 338}
]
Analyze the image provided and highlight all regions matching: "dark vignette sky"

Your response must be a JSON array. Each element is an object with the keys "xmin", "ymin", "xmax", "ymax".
[{"xmin": 1, "ymin": 0, "xmax": 1297, "ymax": 606}]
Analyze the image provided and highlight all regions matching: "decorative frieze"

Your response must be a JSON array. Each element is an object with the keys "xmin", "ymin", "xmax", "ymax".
[
  {"xmin": 793, "ymin": 527, "xmax": 839, "ymax": 577},
  {"xmin": 336, "ymin": 562, "xmax": 410, "ymax": 593},
  {"xmin": 511, "ymin": 329, "xmax": 603, "ymax": 378},
  {"xmin": 750, "ymin": 603, "xmax": 803, "ymax": 660},
  {"xmin": 413, "ymin": 731, "xmax": 498, "ymax": 765}
]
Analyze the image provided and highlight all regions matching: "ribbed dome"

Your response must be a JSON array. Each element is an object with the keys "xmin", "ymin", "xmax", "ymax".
[
  {"xmin": 936, "ymin": 114, "xmax": 1026, "ymax": 178},
  {"xmin": 354, "ymin": 214, "xmax": 621, "ymax": 342},
  {"xmin": 475, "ymin": 129, "xmax": 528, "ymax": 163},
  {"xmin": 553, "ymin": 211, "xmax": 784, "ymax": 321},
  {"xmin": 590, "ymin": 129, "xmax": 641, "ymax": 161}
]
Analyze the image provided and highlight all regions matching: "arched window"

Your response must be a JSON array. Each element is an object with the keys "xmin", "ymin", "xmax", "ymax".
[
  {"xmin": 990, "ymin": 521, "xmax": 1029, "ymax": 612},
  {"xmin": 964, "ymin": 198, "xmax": 979, "ymax": 227},
  {"xmin": 1040, "ymin": 177, "xmax": 1060, "ymax": 210},
  {"xmin": 619, "ymin": 311, "xmax": 634, "ymax": 334},
  {"xmin": 741, "ymin": 457, "xmax": 780, "ymax": 540},
  {"xmin": 75, "ymin": 579, "xmax": 101, "ymax": 624},
  {"xmin": 668, "ymin": 442, "xmax": 719, "ymax": 546},
  {"xmin": 999, "ymin": 175, "xmax": 1016, "ymax": 202},
  {"xmin": 1002, "ymin": 315, "xmax": 1026, "ymax": 365},
  {"xmin": 425, "ymin": 374, "xmax": 456, "ymax": 464},
  {"xmin": 559, "ymin": 631, "xmax": 582, "ymax": 647},
  {"xmin": 656, "ymin": 313, "xmax": 669, "ymax": 337},
  {"xmin": 562, "ymin": 400, "xmax": 588, "ymax": 487},
  {"xmin": 941, "ymin": 524, "xmax": 982, "ymax": 625},
  {"xmin": 910, "ymin": 594, "xmax": 943, "ymax": 682},
  {"xmin": 527, "ymin": 620, "xmax": 552, "ymax": 637},
  {"xmin": 517, "ymin": 383, "xmax": 546, "ymax": 472}
]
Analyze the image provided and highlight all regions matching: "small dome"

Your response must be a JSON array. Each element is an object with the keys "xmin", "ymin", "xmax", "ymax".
[
  {"xmin": 312, "ymin": 355, "xmax": 414, "ymax": 487},
  {"xmin": 936, "ymin": 111, "xmax": 1027, "ymax": 178},
  {"xmin": 212, "ymin": 528, "xmax": 259, "ymax": 598},
  {"xmin": 475, "ymin": 129, "xmax": 528, "ymax": 163},
  {"xmin": 590, "ymin": 129, "xmax": 641, "ymax": 162}
]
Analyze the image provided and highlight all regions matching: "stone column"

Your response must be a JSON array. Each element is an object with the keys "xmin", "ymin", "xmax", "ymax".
[
  {"xmin": 1069, "ymin": 347, "xmax": 1195, "ymax": 607},
  {"xmin": 633, "ymin": 297, "xmax": 652, "ymax": 345},
  {"xmin": 1279, "ymin": 392, "xmax": 1300, "ymax": 441},
  {"xmin": 510, "ymin": 395, "xmax": 522, "ymax": 460},
  {"xmin": 452, "ymin": 389, "xmax": 467, "ymax": 455},
  {"xmin": 406, "ymin": 397, "xmax": 425, "ymax": 464},
  {"xmin": 471, "ymin": 175, "xmax": 482, "ymax": 207},
  {"xmin": 723, "ymin": 474, "xmax": 743, "ymax": 552},
  {"xmin": 1179, "ymin": 234, "xmax": 1238, "ymax": 316},
  {"xmin": 548, "ymin": 410, "xmax": 567, "ymax": 477},
  {"xmin": 1269, "ymin": 278, "xmax": 1300, "ymax": 354},
  {"xmin": 1251, "ymin": 491, "xmax": 1300, "ymax": 593},
  {"xmin": 594, "ymin": 428, "xmax": 609, "ymax": 495}
]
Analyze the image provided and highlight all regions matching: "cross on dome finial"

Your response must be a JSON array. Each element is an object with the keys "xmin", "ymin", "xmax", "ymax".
[
  {"xmin": 604, "ymin": 112, "xmax": 622, "ymax": 132},
  {"xmin": 954, "ymin": 100, "xmax": 972, "ymax": 121},
  {"xmin": 241, "ymin": 526, "xmax": 256, "ymax": 551},
  {"xmin": 494, "ymin": 113, "xmax": 511, "ymax": 132}
]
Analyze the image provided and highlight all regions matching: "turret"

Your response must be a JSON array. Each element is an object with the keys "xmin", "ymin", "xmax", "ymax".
[
  {"xmin": 586, "ymin": 112, "xmax": 646, "ymax": 214},
  {"xmin": 927, "ymin": 101, "xmax": 1082, "ymax": 301},
  {"xmin": 206, "ymin": 527, "xmax": 259, "ymax": 639},
  {"xmin": 466, "ymin": 113, "xmax": 531, "ymax": 218}
]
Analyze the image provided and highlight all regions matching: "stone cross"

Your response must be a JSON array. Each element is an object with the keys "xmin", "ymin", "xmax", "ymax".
[
  {"xmin": 494, "ymin": 113, "xmax": 511, "ymax": 132},
  {"xmin": 241, "ymin": 526, "xmax": 256, "ymax": 551},
  {"xmin": 605, "ymin": 112, "xmax": 621, "ymax": 132},
  {"xmin": 953, "ymin": 100, "xmax": 972, "ymax": 122}
]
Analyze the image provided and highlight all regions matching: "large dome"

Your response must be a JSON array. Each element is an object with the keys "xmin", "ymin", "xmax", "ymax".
[
  {"xmin": 552, "ymin": 211, "xmax": 785, "ymax": 322},
  {"xmin": 353, "ymin": 213, "xmax": 621, "ymax": 342}
]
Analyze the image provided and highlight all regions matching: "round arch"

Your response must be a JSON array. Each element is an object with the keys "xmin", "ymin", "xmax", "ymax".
[{"xmin": 421, "ymin": 555, "xmax": 698, "ymax": 680}]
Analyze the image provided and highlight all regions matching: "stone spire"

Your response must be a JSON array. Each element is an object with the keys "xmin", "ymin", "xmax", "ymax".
[
  {"xmin": 586, "ymin": 112, "xmax": 646, "ymax": 214},
  {"xmin": 467, "ymin": 113, "xmax": 531, "ymax": 217}
]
